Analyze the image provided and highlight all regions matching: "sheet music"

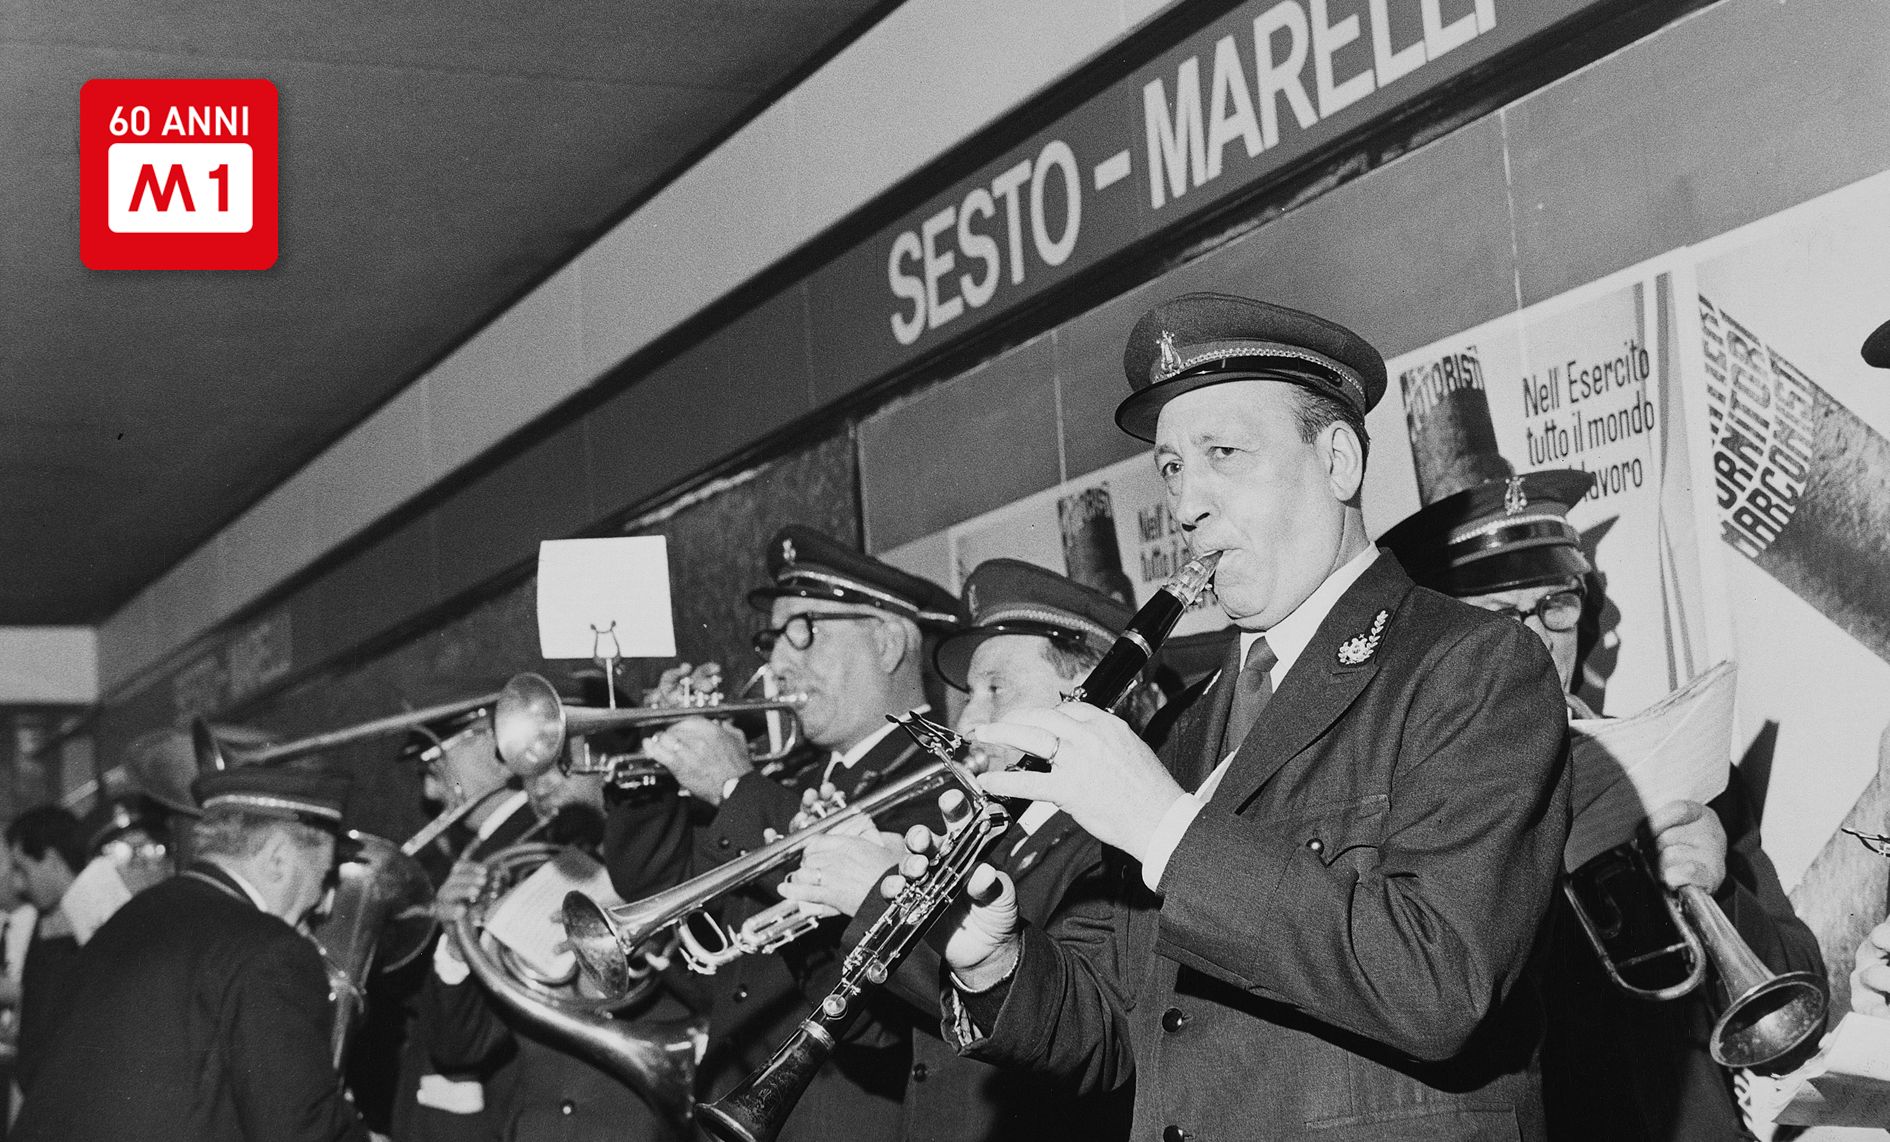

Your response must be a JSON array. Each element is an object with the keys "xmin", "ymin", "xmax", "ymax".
[
  {"xmin": 1563, "ymin": 660, "xmax": 1738, "ymax": 871},
  {"xmin": 1743, "ymin": 1013, "xmax": 1890, "ymax": 1128},
  {"xmin": 483, "ymin": 848, "xmax": 623, "ymax": 981}
]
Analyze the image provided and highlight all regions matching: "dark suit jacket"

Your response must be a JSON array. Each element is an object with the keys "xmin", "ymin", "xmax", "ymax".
[
  {"xmin": 1539, "ymin": 777, "xmax": 1826, "ymax": 1141},
  {"xmin": 958, "ymin": 553, "xmax": 1572, "ymax": 1141},
  {"xmin": 608, "ymin": 727, "xmax": 941, "ymax": 1142},
  {"xmin": 13, "ymin": 930, "xmax": 79, "ymax": 1098},
  {"xmin": 14, "ymin": 861, "xmax": 367, "ymax": 1142},
  {"xmin": 847, "ymin": 807, "xmax": 1130, "ymax": 1142}
]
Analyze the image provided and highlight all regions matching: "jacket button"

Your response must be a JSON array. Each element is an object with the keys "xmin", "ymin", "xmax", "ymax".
[
  {"xmin": 733, "ymin": 985, "xmax": 750, "ymax": 1002},
  {"xmin": 560, "ymin": 1100, "xmax": 575, "ymax": 1116},
  {"xmin": 911, "ymin": 1062, "xmax": 928, "ymax": 1082},
  {"xmin": 1305, "ymin": 837, "xmax": 1325, "ymax": 854},
  {"xmin": 717, "ymin": 836, "xmax": 732, "ymax": 850},
  {"xmin": 1162, "ymin": 1126, "xmax": 1188, "ymax": 1142},
  {"xmin": 1161, "ymin": 1007, "xmax": 1187, "ymax": 1033}
]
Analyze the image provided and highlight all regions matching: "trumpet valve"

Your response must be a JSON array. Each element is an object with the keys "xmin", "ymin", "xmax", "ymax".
[{"xmin": 737, "ymin": 899, "xmax": 827, "ymax": 957}]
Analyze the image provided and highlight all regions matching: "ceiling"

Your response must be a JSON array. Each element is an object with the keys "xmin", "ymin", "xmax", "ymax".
[{"xmin": 0, "ymin": 0, "xmax": 891, "ymax": 624}]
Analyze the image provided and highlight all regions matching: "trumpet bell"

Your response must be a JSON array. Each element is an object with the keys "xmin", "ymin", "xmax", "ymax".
[
  {"xmin": 495, "ymin": 672, "xmax": 570, "ymax": 779},
  {"xmin": 562, "ymin": 889, "xmax": 634, "ymax": 998},
  {"xmin": 1677, "ymin": 884, "xmax": 1828, "ymax": 1071}
]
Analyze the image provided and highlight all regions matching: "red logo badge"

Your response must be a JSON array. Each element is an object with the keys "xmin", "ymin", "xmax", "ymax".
[{"xmin": 80, "ymin": 78, "xmax": 279, "ymax": 270}]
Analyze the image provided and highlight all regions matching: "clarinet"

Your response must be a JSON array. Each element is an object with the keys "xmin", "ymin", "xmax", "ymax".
[{"xmin": 697, "ymin": 551, "xmax": 1222, "ymax": 1142}]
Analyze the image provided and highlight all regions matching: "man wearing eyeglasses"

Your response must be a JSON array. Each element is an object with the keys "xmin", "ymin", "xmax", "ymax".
[
  {"xmin": 1379, "ymin": 468, "xmax": 1822, "ymax": 1142},
  {"xmin": 619, "ymin": 524, "xmax": 961, "ymax": 1142}
]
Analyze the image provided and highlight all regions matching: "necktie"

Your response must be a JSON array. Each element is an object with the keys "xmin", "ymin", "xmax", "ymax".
[{"xmin": 1219, "ymin": 636, "xmax": 1277, "ymax": 761}]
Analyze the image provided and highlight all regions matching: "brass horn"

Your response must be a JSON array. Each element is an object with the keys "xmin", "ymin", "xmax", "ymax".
[
  {"xmin": 491, "ymin": 671, "xmax": 804, "ymax": 785},
  {"xmin": 189, "ymin": 690, "xmax": 503, "ymax": 773},
  {"xmin": 309, "ymin": 830, "xmax": 434, "ymax": 1068},
  {"xmin": 1565, "ymin": 844, "xmax": 1825, "ymax": 1070},
  {"xmin": 450, "ymin": 840, "xmax": 702, "ymax": 1127},
  {"xmin": 561, "ymin": 758, "xmax": 959, "ymax": 997},
  {"xmin": 1679, "ymin": 885, "xmax": 1827, "ymax": 1070}
]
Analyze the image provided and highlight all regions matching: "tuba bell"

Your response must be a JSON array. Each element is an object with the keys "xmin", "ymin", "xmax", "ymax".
[{"xmin": 450, "ymin": 841, "xmax": 702, "ymax": 1126}]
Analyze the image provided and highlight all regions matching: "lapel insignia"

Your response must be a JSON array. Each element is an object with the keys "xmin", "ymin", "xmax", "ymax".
[
  {"xmin": 1503, "ymin": 475, "xmax": 1527, "ymax": 516},
  {"xmin": 1156, "ymin": 331, "xmax": 1184, "ymax": 381},
  {"xmin": 1336, "ymin": 609, "xmax": 1389, "ymax": 666}
]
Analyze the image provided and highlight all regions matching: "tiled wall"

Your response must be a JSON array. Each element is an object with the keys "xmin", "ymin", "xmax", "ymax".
[
  {"xmin": 855, "ymin": 0, "xmax": 1890, "ymax": 547},
  {"xmin": 85, "ymin": 435, "xmax": 858, "ymax": 843}
]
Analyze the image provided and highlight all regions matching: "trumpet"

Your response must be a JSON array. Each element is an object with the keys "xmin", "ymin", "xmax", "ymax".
[
  {"xmin": 492, "ymin": 671, "xmax": 805, "ymax": 788},
  {"xmin": 561, "ymin": 759, "xmax": 961, "ymax": 994},
  {"xmin": 698, "ymin": 551, "xmax": 1223, "ymax": 1142}
]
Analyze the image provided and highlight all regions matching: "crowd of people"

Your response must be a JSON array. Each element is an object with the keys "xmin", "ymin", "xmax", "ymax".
[{"xmin": 2, "ymin": 293, "xmax": 1883, "ymax": 1141}]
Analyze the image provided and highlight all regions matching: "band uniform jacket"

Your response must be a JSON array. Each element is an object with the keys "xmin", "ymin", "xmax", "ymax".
[
  {"xmin": 609, "ymin": 727, "xmax": 943, "ymax": 1142},
  {"xmin": 955, "ymin": 552, "xmax": 1572, "ymax": 1141},
  {"xmin": 848, "ymin": 806, "xmax": 1131, "ymax": 1142},
  {"xmin": 14, "ymin": 861, "xmax": 368, "ymax": 1142},
  {"xmin": 1539, "ymin": 775, "xmax": 1826, "ymax": 1141}
]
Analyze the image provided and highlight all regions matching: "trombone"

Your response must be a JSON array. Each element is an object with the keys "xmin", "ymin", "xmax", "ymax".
[
  {"xmin": 491, "ymin": 670, "xmax": 805, "ymax": 788},
  {"xmin": 189, "ymin": 691, "xmax": 502, "ymax": 771},
  {"xmin": 1565, "ymin": 840, "xmax": 1826, "ymax": 1070}
]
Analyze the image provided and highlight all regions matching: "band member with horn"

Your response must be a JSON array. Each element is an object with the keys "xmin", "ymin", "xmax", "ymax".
[
  {"xmin": 912, "ymin": 294, "xmax": 1572, "ymax": 1140},
  {"xmin": 4, "ymin": 806, "xmax": 87, "ymax": 1106},
  {"xmin": 780, "ymin": 558, "xmax": 1135, "ymax": 1142},
  {"xmin": 421, "ymin": 698, "xmax": 697, "ymax": 1142},
  {"xmin": 1379, "ymin": 469, "xmax": 1825, "ymax": 1142},
  {"xmin": 611, "ymin": 525, "xmax": 960, "ymax": 1142},
  {"xmin": 391, "ymin": 703, "xmax": 536, "ymax": 1142},
  {"xmin": 15, "ymin": 766, "xmax": 370, "ymax": 1142}
]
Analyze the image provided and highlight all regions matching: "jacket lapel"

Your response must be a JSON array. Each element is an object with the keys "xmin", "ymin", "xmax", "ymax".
[{"xmin": 1212, "ymin": 552, "xmax": 1416, "ymax": 808}]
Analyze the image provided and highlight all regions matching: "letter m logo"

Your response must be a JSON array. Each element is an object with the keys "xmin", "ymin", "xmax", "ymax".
[{"xmin": 129, "ymin": 164, "xmax": 195, "ymax": 212}]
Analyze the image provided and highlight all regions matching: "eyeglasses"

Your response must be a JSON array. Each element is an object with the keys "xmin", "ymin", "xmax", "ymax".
[
  {"xmin": 752, "ymin": 612, "xmax": 881, "ymax": 656},
  {"xmin": 1476, "ymin": 590, "xmax": 1584, "ymax": 632}
]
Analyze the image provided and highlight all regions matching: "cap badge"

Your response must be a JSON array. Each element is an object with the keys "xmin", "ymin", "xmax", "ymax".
[
  {"xmin": 1503, "ymin": 476, "xmax": 1528, "ymax": 517},
  {"xmin": 781, "ymin": 537, "xmax": 797, "ymax": 564},
  {"xmin": 1337, "ymin": 609, "xmax": 1389, "ymax": 666},
  {"xmin": 1156, "ymin": 330, "xmax": 1184, "ymax": 382}
]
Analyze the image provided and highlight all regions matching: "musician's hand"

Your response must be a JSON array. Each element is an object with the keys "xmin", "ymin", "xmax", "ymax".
[
  {"xmin": 789, "ymin": 783, "xmax": 845, "ymax": 831},
  {"xmin": 643, "ymin": 716, "xmax": 751, "ymax": 803},
  {"xmin": 644, "ymin": 661, "xmax": 723, "ymax": 707},
  {"xmin": 778, "ymin": 828, "xmax": 905, "ymax": 918},
  {"xmin": 1647, "ymin": 799, "xmax": 1726, "ymax": 894},
  {"xmin": 435, "ymin": 860, "xmax": 490, "ymax": 923},
  {"xmin": 1852, "ymin": 917, "xmax": 1890, "ymax": 1018},
  {"xmin": 879, "ymin": 807, "xmax": 1021, "ymax": 990},
  {"xmin": 972, "ymin": 703, "xmax": 1182, "ymax": 863}
]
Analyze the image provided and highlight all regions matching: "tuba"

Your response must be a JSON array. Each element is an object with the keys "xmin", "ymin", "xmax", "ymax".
[
  {"xmin": 450, "ymin": 841, "xmax": 702, "ymax": 1126},
  {"xmin": 309, "ymin": 830, "xmax": 434, "ymax": 1068}
]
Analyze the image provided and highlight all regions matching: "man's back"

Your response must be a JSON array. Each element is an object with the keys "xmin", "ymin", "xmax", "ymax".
[{"xmin": 15, "ymin": 867, "xmax": 365, "ymax": 1142}]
